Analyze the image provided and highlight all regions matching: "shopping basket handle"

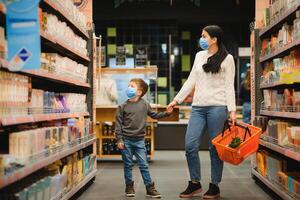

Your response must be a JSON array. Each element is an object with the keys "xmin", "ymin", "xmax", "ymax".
[
  {"xmin": 227, "ymin": 119, "xmax": 249, "ymax": 130},
  {"xmin": 222, "ymin": 119, "xmax": 252, "ymax": 141}
]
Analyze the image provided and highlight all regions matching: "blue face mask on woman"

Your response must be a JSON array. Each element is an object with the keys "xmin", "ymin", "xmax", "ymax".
[
  {"xmin": 126, "ymin": 87, "xmax": 137, "ymax": 99},
  {"xmin": 199, "ymin": 37, "xmax": 209, "ymax": 50}
]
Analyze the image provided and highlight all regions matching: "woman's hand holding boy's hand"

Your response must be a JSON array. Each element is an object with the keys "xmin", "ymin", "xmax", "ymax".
[
  {"xmin": 167, "ymin": 100, "xmax": 177, "ymax": 110},
  {"xmin": 166, "ymin": 106, "xmax": 173, "ymax": 114},
  {"xmin": 117, "ymin": 142, "xmax": 125, "ymax": 150}
]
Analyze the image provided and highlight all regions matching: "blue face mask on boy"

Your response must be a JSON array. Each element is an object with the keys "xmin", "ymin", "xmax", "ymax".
[
  {"xmin": 199, "ymin": 37, "xmax": 209, "ymax": 50},
  {"xmin": 126, "ymin": 87, "xmax": 137, "ymax": 99}
]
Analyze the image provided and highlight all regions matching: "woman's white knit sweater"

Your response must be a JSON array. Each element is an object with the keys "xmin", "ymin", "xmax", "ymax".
[{"xmin": 174, "ymin": 50, "xmax": 236, "ymax": 112}]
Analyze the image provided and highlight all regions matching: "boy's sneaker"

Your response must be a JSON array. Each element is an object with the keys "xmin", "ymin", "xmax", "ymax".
[
  {"xmin": 179, "ymin": 181, "xmax": 202, "ymax": 198},
  {"xmin": 146, "ymin": 182, "xmax": 161, "ymax": 198},
  {"xmin": 203, "ymin": 183, "xmax": 220, "ymax": 199},
  {"xmin": 125, "ymin": 181, "xmax": 135, "ymax": 197}
]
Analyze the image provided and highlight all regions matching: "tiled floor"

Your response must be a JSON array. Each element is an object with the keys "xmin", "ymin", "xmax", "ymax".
[{"xmin": 75, "ymin": 151, "xmax": 274, "ymax": 200}]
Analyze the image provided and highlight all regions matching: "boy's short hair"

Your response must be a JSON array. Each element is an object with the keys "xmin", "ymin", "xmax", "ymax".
[{"xmin": 130, "ymin": 78, "xmax": 148, "ymax": 97}]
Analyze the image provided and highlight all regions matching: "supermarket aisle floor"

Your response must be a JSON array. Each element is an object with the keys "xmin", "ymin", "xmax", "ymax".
[{"xmin": 76, "ymin": 151, "xmax": 273, "ymax": 200}]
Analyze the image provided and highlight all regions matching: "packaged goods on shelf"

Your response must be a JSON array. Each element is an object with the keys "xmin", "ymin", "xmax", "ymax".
[
  {"xmin": 8, "ymin": 118, "xmax": 91, "ymax": 160},
  {"xmin": 0, "ymin": 26, "xmax": 6, "ymax": 59},
  {"xmin": 102, "ymin": 139, "xmax": 120, "ymax": 155},
  {"xmin": 0, "ymin": 71, "xmax": 29, "ymax": 118},
  {"xmin": 0, "ymin": 152, "xmax": 96, "ymax": 200},
  {"xmin": 262, "ymin": 88, "xmax": 299, "ymax": 111},
  {"xmin": 41, "ymin": 53, "xmax": 88, "ymax": 82},
  {"xmin": 60, "ymin": 93, "xmax": 87, "ymax": 113},
  {"xmin": 262, "ymin": 0, "xmax": 300, "ymax": 27},
  {"xmin": 0, "ymin": 71, "xmax": 29, "ymax": 103},
  {"xmin": 52, "ymin": 0, "xmax": 87, "ymax": 31},
  {"xmin": 256, "ymin": 150, "xmax": 300, "ymax": 199},
  {"xmin": 41, "ymin": 12, "xmax": 87, "ymax": 56},
  {"xmin": 261, "ymin": 50, "xmax": 300, "ymax": 85},
  {"xmin": 29, "ymin": 90, "xmax": 87, "ymax": 115},
  {"xmin": 287, "ymin": 126, "xmax": 300, "ymax": 146},
  {"xmin": 265, "ymin": 120, "xmax": 291, "ymax": 146},
  {"xmin": 253, "ymin": 116, "xmax": 269, "ymax": 132},
  {"xmin": 256, "ymin": 150, "xmax": 267, "ymax": 177},
  {"xmin": 102, "ymin": 122, "xmax": 114, "ymax": 136},
  {"xmin": 293, "ymin": 11, "xmax": 300, "ymax": 40},
  {"xmin": 266, "ymin": 153, "xmax": 287, "ymax": 183},
  {"xmin": 277, "ymin": 171, "xmax": 300, "ymax": 197}
]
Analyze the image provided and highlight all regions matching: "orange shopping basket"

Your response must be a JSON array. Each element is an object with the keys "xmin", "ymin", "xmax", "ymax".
[{"xmin": 212, "ymin": 120, "xmax": 262, "ymax": 165}]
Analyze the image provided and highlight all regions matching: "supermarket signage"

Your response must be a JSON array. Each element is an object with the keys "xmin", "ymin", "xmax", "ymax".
[
  {"xmin": 116, "ymin": 46, "xmax": 126, "ymax": 66},
  {"xmin": 135, "ymin": 45, "xmax": 148, "ymax": 67},
  {"xmin": 5, "ymin": 0, "xmax": 41, "ymax": 71}
]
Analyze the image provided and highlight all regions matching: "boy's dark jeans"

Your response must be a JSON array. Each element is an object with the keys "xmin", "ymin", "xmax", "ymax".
[{"xmin": 121, "ymin": 138, "xmax": 152, "ymax": 186}]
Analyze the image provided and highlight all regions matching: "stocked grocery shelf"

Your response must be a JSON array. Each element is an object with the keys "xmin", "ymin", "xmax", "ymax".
[
  {"xmin": 41, "ymin": 31, "xmax": 90, "ymax": 64},
  {"xmin": 0, "ymin": 136, "xmax": 97, "ymax": 189},
  {"xmin": 0, "ymin": 112, "xmax": 90, "ymax": 126},
  {"xmin": 259, "ymin": 38, "xmax": 300, "ymax": 63},
  {"xmin": 260, "ymin": 82, "xmax": 285, "ymax": 89},
  {"xmin": 42, "ymin": 0, "xmax": 88, "ymax": 39},
  {"xmin": 260, "ymin": 110, "xmax": 300, "ymax": 119},
  {"xmin": 0, "ymin": 58, "xmax": 90, "ymax": 88},
  {"xmin": 259, "ymin": 2, "xmax": 300, "ymax": 37},
  {"xmin": 60, "ymin": 169, "xmax": 97, "ymax": 200},
  {"xmin": 259, "ymin": 136, "xmax": 300, "ymax": 162},
  {"xmin": 251, "ymin": 168, "xmax": 297, "ymax": 200},
  {"xmin": 23, "ymin": 70, "xmax": 90, "ymax": 88}
]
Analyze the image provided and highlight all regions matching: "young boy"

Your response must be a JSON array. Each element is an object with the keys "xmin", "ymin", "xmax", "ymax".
[{"xmin": 115, "ymin": 78, "xmax": 173, "ymax": 198}]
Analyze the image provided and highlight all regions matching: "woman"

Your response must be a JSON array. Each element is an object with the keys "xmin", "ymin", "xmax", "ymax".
[
  {"xmin": 239, "ymin": 69, "xmax": 251, "ymax": 124},
  {"xmin": 167, "ymin": 25, "xmax": 236, "ymax": 199}
]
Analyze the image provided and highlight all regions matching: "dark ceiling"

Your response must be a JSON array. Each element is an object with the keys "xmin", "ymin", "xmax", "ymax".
[{"xmin": 93, "ymin": 0, "xmax": 255, "ymax": 25}]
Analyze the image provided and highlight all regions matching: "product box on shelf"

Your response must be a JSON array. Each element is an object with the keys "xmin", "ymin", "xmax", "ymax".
[
  {"xmin": 41, "ymin": 12, "xmax": 87, "ymax": 56},
  {"xmin": 287, "ymin": 126, "xmax": 300, "ymax": 146},
  {"xmin": 263, "ymin": 88, "xmax": 296, "ymax": 112},
  {"xmin": 256, "ymin": 151, "xmax": 267, "ymax": 177},
  {"xmin": 0, "ymin": 26, "xmax": 6, "ymax": 59},
  {"xmin": 266, "ymin": 153, "xmax": 287, "ymax": 182},
  {"xmin": 278, "ymin": 171, "xmax": 300, "ymax": 197},
  {"xmin": 41, "ymin": 53, "xmax": 88, "ymax": 82},
  {"xmin": 0, "ymin": 151, "xmax": 96, "ymax": 200}
]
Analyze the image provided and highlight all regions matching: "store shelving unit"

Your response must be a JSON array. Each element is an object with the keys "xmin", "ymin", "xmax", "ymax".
[
  {"xmin": 259, "ymin": 38, "xmax": 300, "ymax": 62},
  {"xmin": 251, "ymin": 1, "xmax": 300, "ymax": 199},
  {"xmin": 60, "ymin": 169, "xmax": 97, "ymax": 200},
  {"xmin": 41, "ymin": 31, "xmax": 90, "ymax": 63},
  {"xmin": 259, "ymin": 2, "xmax": 300, "ymax": 37},
  {"xmin": 0, "ymin": 112, "xmax": 90, "ymax": 126},
  {"xmin": 42, "ymin": 0, "xmax": 88, "ymax": 39},
  {"xmin": 259, "ymin": 135, "xmax": 300, "ymax": 162},
  {"xmin": 0, "ymin": 136, "xmax": 96, "ymax": 189},
  {"xmin": 260, "ymin": 110, "xmax": 300, "ymax": 119},
  {"xmin": 0, "ymin": 1, "xmax": 97, "ymax": 199},
  {"xmin": 0, "ymin": 58, "xmax": 90, "ymax": 89},
  {"xmin": 251, "ymin": 169, "xmax": 296, "ymax": 200}
]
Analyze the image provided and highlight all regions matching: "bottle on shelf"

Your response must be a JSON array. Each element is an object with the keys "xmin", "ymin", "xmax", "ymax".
[{"xmin": 293, "ymin": 10, "xmax": 300, "ymax": 41}]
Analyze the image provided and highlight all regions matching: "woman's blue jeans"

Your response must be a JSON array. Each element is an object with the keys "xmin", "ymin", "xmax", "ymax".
[{"xmin": 185, "ymin": 106, "xmax": 228, "ymax": 184}]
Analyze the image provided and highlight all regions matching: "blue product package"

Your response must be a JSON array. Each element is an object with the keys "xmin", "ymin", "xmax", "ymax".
[{"xmin": 4, "ymin": 0, "xmax": 41, "ymax": 71}]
